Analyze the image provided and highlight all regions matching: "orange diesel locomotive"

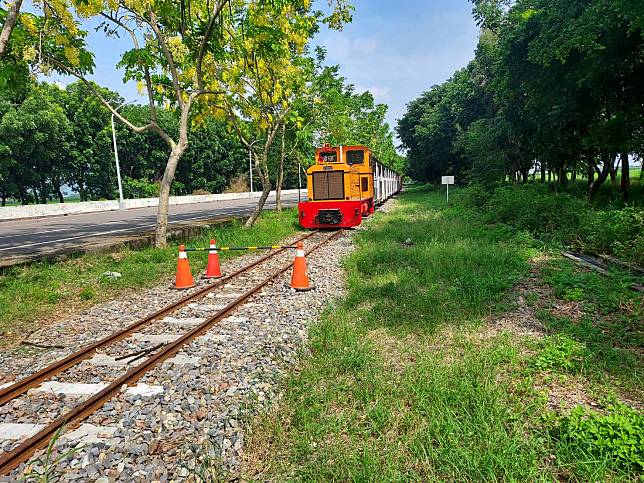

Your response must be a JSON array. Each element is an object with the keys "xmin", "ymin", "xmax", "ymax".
[{"xmin": 298, "ymin": 145, "xmax": 401, "ymax": 229}]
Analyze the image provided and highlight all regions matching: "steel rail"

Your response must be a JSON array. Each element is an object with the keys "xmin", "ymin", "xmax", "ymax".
[
  {"xmin": 0, "ymin": 229, "xmax": 342, "ymax": 475},
  {"xmin": 0, "ymin": 230, "xmax": 319, "ymax": 406}
]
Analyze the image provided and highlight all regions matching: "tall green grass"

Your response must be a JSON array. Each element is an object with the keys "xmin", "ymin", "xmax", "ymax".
[
  {"xmin": 242, "ymin": 186, "xmax": 642, "ymax": 481},
  {"xmin": 462, "ymin": 182, "xmax": 644, "ymax": 265},
  {"xmin": 243, "ymin": 187, "xmax": 552, "ymax": 481}
]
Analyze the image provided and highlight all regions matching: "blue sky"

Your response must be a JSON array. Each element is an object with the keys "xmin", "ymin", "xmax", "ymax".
[
  {"xmin": 314, "ymin": 0, "xmax": 479, "ymax": 127},
  {"xmin": 46, "ymin": 0, "xmax": 480, "ymax": 131}
]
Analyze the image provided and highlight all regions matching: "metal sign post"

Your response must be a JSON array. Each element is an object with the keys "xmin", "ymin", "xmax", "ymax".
[{"xmin": 441, "ymin": 176, "xmax": 454, "ymax": 204}]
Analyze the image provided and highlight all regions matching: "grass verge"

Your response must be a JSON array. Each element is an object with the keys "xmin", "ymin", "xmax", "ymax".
[
  {"xmin": 242, "ymin": 186, "xmax": 642, "ymax": 481},
  {"xmin": 0, "ymin": 209, "xmax": 300, "ymax": 349}
]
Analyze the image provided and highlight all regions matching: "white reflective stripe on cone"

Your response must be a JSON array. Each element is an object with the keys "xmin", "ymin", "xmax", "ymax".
[
  {"xmin": 179, "ymin": 252, "xmax": 188, "ymax": 259},
  {"xmin": 296, "ymin": 249, "xmax": 305, "ymax": 257}
]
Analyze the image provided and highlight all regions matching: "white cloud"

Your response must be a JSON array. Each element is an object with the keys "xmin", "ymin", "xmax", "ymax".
[
  {"xmin": 313, "ymin": 0, "xmax": 479, "ymax": 127},
  {"xmin": 355, "ymin": 85, "xmax": 392, "ymax": 103}
]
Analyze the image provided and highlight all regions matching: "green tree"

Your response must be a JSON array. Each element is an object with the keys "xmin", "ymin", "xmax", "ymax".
[{"xmin": 0, "ymin": 84, "xmax": 72, "ymax": 204}]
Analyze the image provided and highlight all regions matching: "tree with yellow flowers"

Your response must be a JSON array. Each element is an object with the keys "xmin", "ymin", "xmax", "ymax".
[
  {"xmin": 2, "ymin": 0, "xmax": 352, "ymax": 242},
  {"xmin": 200, "ymin": 0, "xmax": 350, "ymax": 227}
]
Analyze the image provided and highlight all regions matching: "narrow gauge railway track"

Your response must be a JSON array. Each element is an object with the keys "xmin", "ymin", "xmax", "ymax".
[
  {"xmin": 0, "ymin": 230, "xmax": 319, "ymax": 407},
  {"xmin": 0, "ymin": 229, "xmax": 341, "ymax": 475}
]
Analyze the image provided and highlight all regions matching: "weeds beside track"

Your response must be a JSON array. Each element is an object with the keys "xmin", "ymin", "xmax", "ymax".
[{"xmin": 243, "ymin": 186, "xmax": 643, "ymax": 481}]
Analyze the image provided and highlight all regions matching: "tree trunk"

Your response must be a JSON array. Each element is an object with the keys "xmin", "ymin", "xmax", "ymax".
[
  {"xmin": 540, "ymin": 163, "xmax": 545, "ymax": 182},
  {"xmin": 154, "ymin": 100, "xmax": 192, "ymax": 248},
  {"xmin": 588, "ymin": 156, "xmax": 612, "ymax": 200},
  {"xmin": 155, "ymin": 142, "xmax": 187, "ymax": 247},
  {"xmin": 275, "ymin": 124, "xmax": 285, "ymax": 212},
  {"xmin": 609, "ymin": 156, "xmax": 617, "ymax": 184},
  {"xmin": 245, "ymin": 153, "xmax": 271, "ymax": 228},
  {"xmin": 53, "ymin": 180, "xmax": 64, "ymax": 203},
  {"xmin": 620, "ymin": 152, "xmax": 629, "ymax": 201},
  {"xmin": 547, "ymin": 170, "xmax": 551, "ymax": 182},
  {"xmin": 0, "ymin": 0, "xmax": 23, "ymax": 56},
  {"xmin": 559, "ymin": 165, "xmax": 567, "ymax": 188},
  {"xmin": 1, "ymin": 189, "xmax": 6, "ymax": 206},
  {"xmin": 587, "ymin": 160, "xmax": 594, "ymax": 188},
  {"xmin": 39, "ymin": 181, "xmax": 48, "ymax": 204}
]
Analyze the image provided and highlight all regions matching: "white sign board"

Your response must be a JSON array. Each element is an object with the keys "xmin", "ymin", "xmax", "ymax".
[{"xmin": 442, "ymin": 176, "xmax": 455, "ymax": 185}]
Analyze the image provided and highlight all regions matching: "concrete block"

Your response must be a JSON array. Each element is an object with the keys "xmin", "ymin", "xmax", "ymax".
[
  {"xmin": 60, "ymin": 424, "xmax": 116, "ymax": 443},
  {"xmin": 124, "ymin": 383, "xmax": 164, "ymax": 397},
  {"xmin": 29, "ymin": 382, "xmax": 108, "ymax": 397},
  {"xmin": 131, "ymin": 333, "xmax": 182, "ymax": 344},
  {"xmin": 0, "ymin": 423, "xmax": 46, "ymax": 440}
]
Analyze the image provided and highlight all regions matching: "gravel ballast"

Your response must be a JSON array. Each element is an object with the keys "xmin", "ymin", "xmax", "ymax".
[{"xmin": 0, "ymin": 202, "xmax": 396, "ymax": 481}]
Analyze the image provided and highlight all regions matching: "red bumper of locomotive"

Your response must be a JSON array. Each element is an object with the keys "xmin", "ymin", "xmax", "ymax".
[{"xmin": 298, "ymin": 201, "xmax": 364, "ymax": 228}]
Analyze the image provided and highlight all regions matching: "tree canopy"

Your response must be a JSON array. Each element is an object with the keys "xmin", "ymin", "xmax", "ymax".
[{"xmin": 397, "ymin": 0, "xmax": 644, "ymax": 200}]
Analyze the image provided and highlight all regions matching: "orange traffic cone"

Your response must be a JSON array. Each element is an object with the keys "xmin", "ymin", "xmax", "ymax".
[
  {"xmin": 175, "ymin": 244, "xmax": 195, "ymax": 289},
  {"xmin": 290, "ymin": 242, "xmax": 313, "ymax": 291},
  {"xmin": 203, "ymin": 239, "xmax": 223, "ymax": 279}
]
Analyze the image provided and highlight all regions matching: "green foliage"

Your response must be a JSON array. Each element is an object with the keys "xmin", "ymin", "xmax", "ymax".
[
  {"xmin": 476, "ymin": 184, "xmax": 588, "ymax": 243},
  {"xmin": 582, "ymin": 207, "xmax": 644, "ymax": 265},
  {"xmin": 556, "ymin": 403, "xmax": 644, "ymax": 473},
  {"xmin": 399, "ymin": 0, "xmax": 644, "ymax": 201},
  {"xmin": 122, "ymin": 177, "xmax": 159, "ymax": 198},
  {"xmin": 461, "ymin": 183, "xmax": 644, "ymax": 264},
  {"xmin": 244, "ymin": 186, "xmax": 546, "ymax": 481},
  {"xmin": 532, "ymin": 334, "xmax": 588, "ymax": 373}
]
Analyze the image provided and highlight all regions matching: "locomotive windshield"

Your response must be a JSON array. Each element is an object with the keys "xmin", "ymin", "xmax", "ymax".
[
  {"xmin": 319, "ymin": 151, "xmax": 337, "ymax": 163},
  {"xmin": 346, "ymin": 150, "xmax": 365, "ymax": 165}
]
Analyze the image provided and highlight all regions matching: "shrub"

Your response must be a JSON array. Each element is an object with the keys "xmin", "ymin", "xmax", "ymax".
[
  {"xmin": 224, "ymin": 174, "xmax": 249, "ymax": 193},
  {"xmin": 122, "ymin": 177, "xmax": 159, "ymax": 198},
  {"xmin": 481, "ymin": 185, "xmax": 588, "ymax": 243},
  {"xmin": 557, "ymin": 402, "xmax": 643, "ymax": 473},
  {"xmin": 581, "ymin": 207, "xmax": 644, "ymax": 266},
  {"xmin": 192, "ymin": 189, "xmax": 212, "ymax": 196}
]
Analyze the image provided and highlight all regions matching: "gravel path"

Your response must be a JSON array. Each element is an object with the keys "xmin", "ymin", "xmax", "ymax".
[{"xmin": 0, "ymin": 201, "xmax": 396, "ymax": 482}]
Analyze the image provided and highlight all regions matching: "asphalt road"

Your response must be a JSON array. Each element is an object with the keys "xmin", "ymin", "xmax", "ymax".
[{"xmin": 0, "ymin": 192, "xmax": 301, "ymax": 259}]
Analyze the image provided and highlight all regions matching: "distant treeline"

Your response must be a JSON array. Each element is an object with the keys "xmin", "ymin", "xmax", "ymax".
[
  {"xmin": 0, "ymin": 64, "xmax": 404, "ymax": 205},
  {"xmin": 397, "ymin": 0, "xmax": 643, "ymax": 200},
  {"xmin": 0, "ymin": 81, "xmax": 249, "ymax": 205}
]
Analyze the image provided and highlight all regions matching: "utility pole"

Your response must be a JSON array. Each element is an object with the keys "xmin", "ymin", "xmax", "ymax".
[{"xmin": 111, "ymin": 100, "xmax": 135, "ymax": 209}]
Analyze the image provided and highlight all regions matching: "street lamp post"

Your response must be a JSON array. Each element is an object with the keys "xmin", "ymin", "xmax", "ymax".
[
  {"xmin": 111, "ymin": 101, "xmax": 135, "ymax": 209},
  {"xmin": 248, "ymin": 140, "xmax": 260, "ymax": 198}
]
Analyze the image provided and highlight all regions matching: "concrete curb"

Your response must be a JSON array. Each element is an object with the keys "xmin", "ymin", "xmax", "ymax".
[{"xmin": 0, "ymin": 189, "xmax": 302, "ymax": 221}]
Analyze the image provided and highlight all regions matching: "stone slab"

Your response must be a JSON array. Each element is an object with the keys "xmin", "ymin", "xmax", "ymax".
[
  {"xmin": 60, "ymin": 424, "xmax": 117, "ymax": 443},
  {"xmin": 86, "ymin": 353, "xmax": 129, "ymax": 367},
  {"xmin": 161, "ymin": 316, "xmax": 206, "ymax": 327},
  {"xmin": 124, "ymin": 383, "xmax": 164, "ymax": 397},
  {"xmin": 165, "ymin": 355, "xmax": 201, "ymax": 366},
  {"xmin": 30, "ymin": 381, "xmax": 108, "ymax": 397},
  {"xmin": 131, "ymin": 333, "xmax": 182, "ymax": 344},
  {"xmin": 0, "ymin": 423, "xmax": 46, "ymax": 440}
]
